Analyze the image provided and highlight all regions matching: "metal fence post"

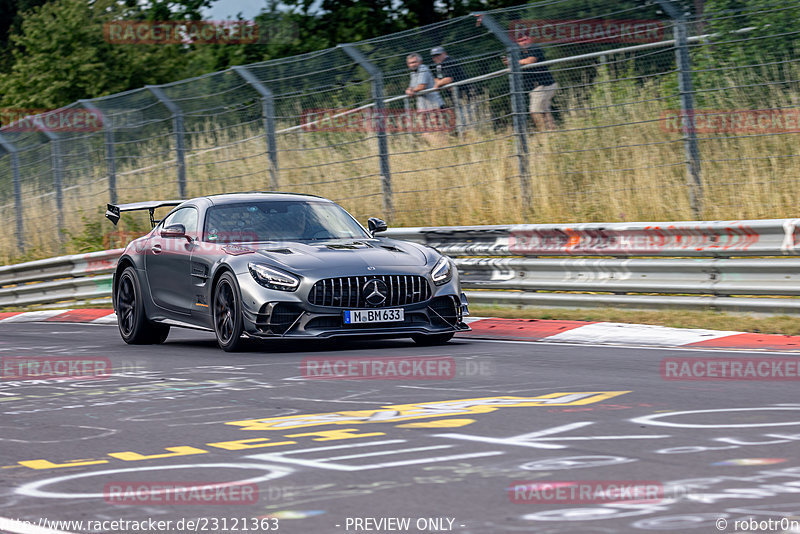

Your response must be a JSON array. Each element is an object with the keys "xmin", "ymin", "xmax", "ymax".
[
  {"xmin": 452, "ymin": 86, "xmax": 465, "ymax": 137},
  {"xmin": 32, "ymin": 122, "xmax": 65, "ymax": 242},
  {"xmin": 232, "ymin": 66, "xmax": 280, "ymax": 190},
  {"xmin": 339, "ymin": 43, "xmax": 393, "ymax": 217},
  {"xmin": 657, "ymin": 0, "xmax": 703, "ymax": 218},
  {"xmin": 80, "ymin": 100, "xmax": 117, "ymax": 205},
  {"xmin": 147, "ymin": 85, "xmax": 187, "ymax": 199},
  {"xmin": 403, "ymin": 97, "xmax": 413, "ymax": 140},
  {"xmin": 478, "ymin": 13, "xmax": 531, "ymax": 210},
  {"xmin": 0, "ymin": 134, "xmax": 24, "ymax": 253}
]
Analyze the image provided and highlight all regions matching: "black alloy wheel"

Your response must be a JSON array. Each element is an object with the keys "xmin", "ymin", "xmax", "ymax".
[
  {"xmin": 116, "ymin": 266, "xmax": 169, "ymax": 344},
  {"xmin": 213, "ymin": 272, "xmax": 245, "ymax": 352}
]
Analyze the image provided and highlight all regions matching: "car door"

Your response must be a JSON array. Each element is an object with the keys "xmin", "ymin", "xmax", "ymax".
[{"xmin": 145, "ymin": 206, "xmax": 198, "ymax": 314}]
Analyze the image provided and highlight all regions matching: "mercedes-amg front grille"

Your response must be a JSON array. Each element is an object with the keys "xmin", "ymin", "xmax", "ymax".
[{"xmin": 309, "ymin": 275, "xmax": 431, "ymax": 308}]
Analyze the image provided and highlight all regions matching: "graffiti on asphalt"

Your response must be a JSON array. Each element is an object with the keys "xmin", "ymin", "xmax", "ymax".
[{"xmin": 226, "ymin": 392, "xmax": 631, "ymax": 431}]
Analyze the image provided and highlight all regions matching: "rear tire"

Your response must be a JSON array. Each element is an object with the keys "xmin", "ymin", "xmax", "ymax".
[
  {"xmin": 213, "ymin": 272, "xmax": 245, "ymax": 352},
  {"xmin": 116, "ymin": 267, "xmax": 170, "ymax": 344},
  {"xmin": 411, "ymin": 332, "xmax": 454, "ymax": 346}
]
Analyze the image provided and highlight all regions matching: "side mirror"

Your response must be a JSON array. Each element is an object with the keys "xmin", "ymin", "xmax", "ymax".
[
  {"xmin": 161, "ymin": 224, "xmax": 187, "ymax": 239},
  {"xmin": 368, "ymin": 217, "xmax": 388, "ymax": 236}
]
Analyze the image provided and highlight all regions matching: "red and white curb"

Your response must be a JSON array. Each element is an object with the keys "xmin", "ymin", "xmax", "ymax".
[
  {"xmin": 461, "ymin": 317, "xmax": 800, "ymax": 351},
  {"xmin": 2, "ymin": 309, "xmax": 800, "ymax": 351},
  {"xmin": 0, "ymin": 309, "xmax": 117, "ymax": 324}
]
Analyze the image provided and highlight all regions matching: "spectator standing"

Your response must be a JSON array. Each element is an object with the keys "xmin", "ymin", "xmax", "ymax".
[
  {"xmin": 405, "ymin": 53, "xmax": 444, "ymax": 111},
  {"xmin": 431, "ymin": 46, "xmax": 475, "ymax": 131},
  {"xmin": 510, "ymin": 33, "xmax": 558, "ymax": 130}
]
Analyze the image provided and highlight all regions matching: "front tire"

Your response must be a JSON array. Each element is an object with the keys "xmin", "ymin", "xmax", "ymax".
[
  {"xmin": 411, "ymin": 332, "xmax": 454, "ymax": 346},
  {"xmin": 116, "ymin": 266, "xmax": 170, "ymax": 344},
  {"xmin": 213, "ymin": 272, "xmax": 245, "ymax": 352}
]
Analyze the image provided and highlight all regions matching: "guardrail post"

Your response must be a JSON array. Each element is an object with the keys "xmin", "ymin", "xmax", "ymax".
[
  {"xmin": 147, "ymin": 85, "xmax": 187, "ymax": 199},
  {"xmin": 657, "ymin": 0, "xmax": 703, "ymax": 218},
  {"xmin": 31, "ymin": 121, "xmax": 65, "ymax": 244},
  {"xmin": 0, "ymin": 134, "xmax": 24, "ymax": 253},
  {"xmin": 232, "ymin": 66, "xmax": 280, "ymax": 190},
  {"xmin": 80, "ymin": 100, "xmax": 117, "ymax": 205},
  {"xmin": 478, "ymin": 13, "xmax": 532, "ymax": 210},
  {"xmin": 339, "ymin": 43, "xmax": 393, "ymax": 217}
]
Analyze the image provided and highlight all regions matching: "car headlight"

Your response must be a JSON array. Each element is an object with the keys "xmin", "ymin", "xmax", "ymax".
[
  {"xmin": 431, "ymin": 256, "xmax": 453, "ymax": 286},
  {"xmin": 248, "ymin": 263, "xmax": 300, "ymax": 291}
]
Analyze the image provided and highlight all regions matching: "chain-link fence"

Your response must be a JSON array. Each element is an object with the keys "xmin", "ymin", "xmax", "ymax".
[{"xmin": 1, "ymin": 0, "xmax": 798, "ymax": 262}]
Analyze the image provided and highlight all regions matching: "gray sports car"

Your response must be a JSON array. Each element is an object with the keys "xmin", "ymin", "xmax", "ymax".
[{"xmin": 106, "ymin": 192, "xmax": 470, "ymax": 351}]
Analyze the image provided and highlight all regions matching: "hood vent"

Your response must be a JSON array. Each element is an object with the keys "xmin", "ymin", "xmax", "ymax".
[{"xmin": 326, "ymin": 241, "xmax": 372, "ymax": 250}]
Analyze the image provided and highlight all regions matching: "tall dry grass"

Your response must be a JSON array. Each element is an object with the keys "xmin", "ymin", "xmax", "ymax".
[{"xmin": 5, "ymin": 62, "xmax": 799, "ymax": 264}]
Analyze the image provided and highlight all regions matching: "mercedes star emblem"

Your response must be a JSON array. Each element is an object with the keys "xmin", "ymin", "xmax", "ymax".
[{"xmin": 363, "ymin": 279, "xmax": 388, "ymax": 306}]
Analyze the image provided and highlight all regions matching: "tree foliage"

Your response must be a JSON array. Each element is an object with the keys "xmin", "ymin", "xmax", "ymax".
[
  {"xmin": 689, "ymin": 0, "xmax": 800, "ymax": 106},
  {"xmin": 0, "ymin": 0, "xmax": 795, "ymax": 111}
]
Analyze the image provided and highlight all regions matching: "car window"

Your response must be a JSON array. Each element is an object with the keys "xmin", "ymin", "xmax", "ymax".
[
  {"xmin": 161, "ymin": 207, "xmax": 198, "ymax": 234},
  {"xmin": 204, "ymin": 201, "xmax": 369, "ymax": 243}
]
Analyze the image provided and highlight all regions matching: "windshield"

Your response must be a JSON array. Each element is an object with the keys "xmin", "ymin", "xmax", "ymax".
[{"xmin": 203, "ymin": 200, "xmax": 370, "ymax": 243}]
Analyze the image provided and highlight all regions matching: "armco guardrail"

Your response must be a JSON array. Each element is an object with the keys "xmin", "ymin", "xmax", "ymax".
[
  {"xmin": 383, "ymin": 219, "xmax": 800, "ymax": 257},
  {"xmin": 390, "ymin": 219, "xmax": 800, "ymax": 314},
  {"xmin": 0, "ymin": 249, "xmax": 121, "ymax": 307},
  {"xmin": 4, "ymin": 219, "xmax": 800, "ymax": 313}
]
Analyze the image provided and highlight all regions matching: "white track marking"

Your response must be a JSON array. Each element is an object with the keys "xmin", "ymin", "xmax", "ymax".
[{"xmin": 543, "ymin": 321, "xmax": 742, "ymax": 345}]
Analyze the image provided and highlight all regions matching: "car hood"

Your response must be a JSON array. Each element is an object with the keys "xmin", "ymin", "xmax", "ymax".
[{"xmin": 249, "ymin": 238, "xmax": 430, "ymax": 273}]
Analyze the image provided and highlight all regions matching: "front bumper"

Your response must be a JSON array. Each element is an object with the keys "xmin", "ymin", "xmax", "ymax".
[{"xmin": 242, "ymin": 294, "xmax": 470, "ymax": 339}]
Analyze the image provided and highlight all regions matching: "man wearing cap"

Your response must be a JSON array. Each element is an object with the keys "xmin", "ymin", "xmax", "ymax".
[
  {"xmin": 431, "ymin": 46, "xmax": 475, "ymax": 131},
  {"xmin": 431, "ymin": 47, "xmax": 470, "ymax": 95}
]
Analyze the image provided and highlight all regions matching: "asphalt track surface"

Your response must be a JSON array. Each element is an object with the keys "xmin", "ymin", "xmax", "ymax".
[{"xmin": 1, "ymin": 322, "xmax": 800, "ymax": 534}]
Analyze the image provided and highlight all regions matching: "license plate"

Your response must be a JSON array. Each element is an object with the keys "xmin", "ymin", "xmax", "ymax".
[{"xmin": 343, "ymin": 308, "xmax": 404, "ymax": 324}]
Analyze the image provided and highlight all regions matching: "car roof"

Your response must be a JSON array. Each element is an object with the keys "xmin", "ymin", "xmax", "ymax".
[{"xmin": 202, "ymin": 192, "xmax": 329, "ymax": 205}]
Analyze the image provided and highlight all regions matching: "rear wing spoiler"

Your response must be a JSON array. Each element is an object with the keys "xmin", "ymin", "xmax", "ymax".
[{"xmin": 105, "ymin": 200, "xmax": 185, "ymax": 227}]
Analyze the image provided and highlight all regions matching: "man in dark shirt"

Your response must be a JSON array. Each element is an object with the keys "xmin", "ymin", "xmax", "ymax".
[
  {"xmin": 512, "ymin": 34, "xmax": 558, "ymax": 130},
  {"xmin": 431, "ymin": 47, "xmax": 472, "ymax": 100},
  {"xmin": 431, "ymin": 46, "xmax": 475, "ymax": 132}
]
